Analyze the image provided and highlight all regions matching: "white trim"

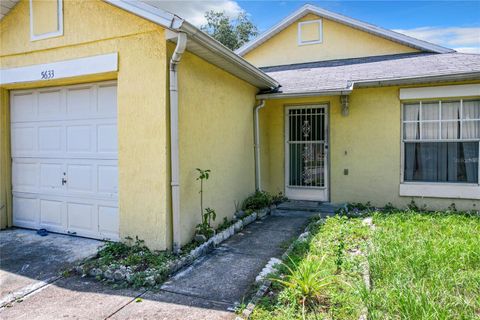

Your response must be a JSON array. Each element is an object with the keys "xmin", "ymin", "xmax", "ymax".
[
  {"xmin": 235, "ymin": 4, "xmax": 454, "ymax": 56},
  {"xmin": 400, "ymin": 84, "xmax": 480, "ymax": 100},
  {"xmin": 103, "ymin": 0, "xmax": 183, "ymax": 29},
  {"xmin": 29, "ymin": 0, "xmax": 63, "ymax": 41},
  {"xmin": 400, "ymin": 99, "xmax": 480, "ymax": 199},
  {"xmin": 400, "ymin": 183, "xmax": 480, "ymax": 200},
  {"xmin": 0, "ymin": 53, "xmax": 118, "ymax": 85},
  {"xmin": 297, "ymin": 19, "xmax": 322, "ymax": 46}
]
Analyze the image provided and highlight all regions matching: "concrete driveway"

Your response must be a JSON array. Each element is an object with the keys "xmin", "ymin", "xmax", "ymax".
[{"xmin": 0, "ymin": 228, "xmax": 102, "ymax": 307}]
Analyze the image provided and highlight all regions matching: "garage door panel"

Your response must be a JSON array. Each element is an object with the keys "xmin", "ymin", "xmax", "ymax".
[
  {"xmin": 97, "ymin": 84, "xmax": 117, "ymax": 117},
  {"xmin": 38, "ymin": 126, "xmax": 63, "ymax": 152},
  {"xmin": 67, "ymin": 125, "xmax": 92, "ymax": 153},
  {"xmin": 97, "ymin": 164, "xmax": 118, "ymax": 195},
  {"xmin": 11, "ymin": 126, "xmax": 36, "ymax": 154},
  {"xmin": 13, "ymin": 195, "xmax": 39, "ymax": 227},
  {"xmin": 11, "ymin": 92, "xmax": 36, "ymax": 122},
  {"xmin": 38, "ymin": 89, "xmax": 63, "ymax": 119},
  {"xmin": 97, "ymin": 123, "xmax": 117, "ymax": 153},
  {"xmin": 67, "ymin": 164, "xmax": 93, "ymax": 193},
  {"xmin": 66, "ymin": 86, "xmax": 92, "ymax": 117},
  {"xmin": 39, "ymin": 163, "xmax": 64, "ymax": 191},
  {"xmin": 11, "ymin": 81, "xmax": 118, "ymax": 240},
  {"xmin": 12, "ymin": 161, "xmax": 38, "ymax": 190},
  {"xmin": 98, "ymin": 205, "xmax": 119, "ymax": 239},
  {"xmin": 39, "ymin": 199, "xmax": 64, "ymax": 229},
  {"xmin": 67, "ymin": 202, "xmax": 95, "ymax": 234}
]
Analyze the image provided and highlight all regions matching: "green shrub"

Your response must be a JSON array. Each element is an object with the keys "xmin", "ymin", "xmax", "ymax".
[{"xmin": 242, "ymin": 191, "xmax": 273, "ymax": 210}]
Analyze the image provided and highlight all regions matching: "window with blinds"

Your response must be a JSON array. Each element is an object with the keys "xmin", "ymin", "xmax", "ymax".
[{"xmin": 402, "ymin": 99, "xmax": 480, "ymax": 183}]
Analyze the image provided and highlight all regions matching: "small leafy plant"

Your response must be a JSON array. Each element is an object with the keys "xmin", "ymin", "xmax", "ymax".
[
  {"xmin": 271, "ymin": 192, "xmax": 288, "ymax": 205},
  {"xmin": 195, "ymin": 168, "xmax": 216, "ymax": 238},
  {"xmin": 242, "ymin": 190, "xmax": 273, "ymax": 210}
]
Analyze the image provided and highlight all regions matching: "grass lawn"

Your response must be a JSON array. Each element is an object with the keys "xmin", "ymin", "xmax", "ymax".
[{"xmin": 251, "ymin": 211, "xmax": 480, "ymax": 320}]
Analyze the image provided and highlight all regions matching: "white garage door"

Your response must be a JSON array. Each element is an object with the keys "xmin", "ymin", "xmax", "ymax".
[{"xmin": 11, "ymin": 81, "xmax": 119, "ymax": 240}]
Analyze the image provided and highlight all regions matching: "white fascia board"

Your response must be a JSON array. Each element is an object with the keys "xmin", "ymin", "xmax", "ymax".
[
  {"xmin": 400, "ymin": 83, "xmax": 480, "ymax": 100},
  {"xmin": 256, "ymin": 88, "xmax": 353, "ymax": 100},
  {"xmin": 179, "ymin": 21, "xmax": 279, "ymax": 89},
  {"xmin": 355, "ymin": 72, "xmax": 480, "ymax": 89},
  {"xmin": 103, "ymin": 0, "xmax": 183, "ymax": 28},
  {"xmin": 236, "ymin": 4, "xmax": 454, "ymax": 56},
  {"xmin": 0, "ymin": 53, "xmax": 118, "ymax": 85}
]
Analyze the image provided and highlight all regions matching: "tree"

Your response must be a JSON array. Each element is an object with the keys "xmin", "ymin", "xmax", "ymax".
[{"xmin": 201, "ymin": 10, "xmax": 258, "ymax": 50}]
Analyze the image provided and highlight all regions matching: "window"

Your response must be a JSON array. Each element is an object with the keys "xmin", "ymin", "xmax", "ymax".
[
  {"xmin": 402, "ymin": 99, "xmax": 480, "ymax": 184},
  {"xmin": 297, "ymin": 20, "xmax": 322, "ymax": 45},
  {"xmin": 30, "ymin": 0, "xmax": 63, "ymax": 41}
]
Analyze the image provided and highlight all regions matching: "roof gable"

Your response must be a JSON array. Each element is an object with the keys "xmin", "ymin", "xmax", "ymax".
[{"xmin": 236, "ymin": 4, "xmax": 454, "ymax": 57}]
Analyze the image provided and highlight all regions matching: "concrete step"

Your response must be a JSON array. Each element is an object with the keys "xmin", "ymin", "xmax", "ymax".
[
  {"xmin": 275, "ymin": 201, "xmax": 343, "ymax": 214},
  {"xmin": 271, "ymin": 209, "xmax": 319, "ymax": 218}
]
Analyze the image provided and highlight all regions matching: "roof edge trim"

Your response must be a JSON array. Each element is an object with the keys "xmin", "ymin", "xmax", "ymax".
[{"xmin": 257, "ymin": 71, "xmax": 480, "ymax": 99}]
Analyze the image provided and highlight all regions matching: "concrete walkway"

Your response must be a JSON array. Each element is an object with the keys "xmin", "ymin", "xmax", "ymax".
[{"xmin": 0, "ymin": 213, "xmax": 312, "ymax": 320}]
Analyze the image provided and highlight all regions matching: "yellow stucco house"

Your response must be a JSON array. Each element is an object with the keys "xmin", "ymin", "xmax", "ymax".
[{"xmin": 1, "ymin": 1, "xmax": 479, "ymax": 251}]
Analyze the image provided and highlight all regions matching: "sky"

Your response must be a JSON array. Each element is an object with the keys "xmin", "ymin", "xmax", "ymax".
[{"xmin": 156, "ymin": 1, "xmax": 480, "ymax": 53}]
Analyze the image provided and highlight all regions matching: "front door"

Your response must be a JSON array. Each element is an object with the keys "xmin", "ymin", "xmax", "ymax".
[{"xmin": 285, "ymin": 105, "xmax": 328, "ymax": 201}]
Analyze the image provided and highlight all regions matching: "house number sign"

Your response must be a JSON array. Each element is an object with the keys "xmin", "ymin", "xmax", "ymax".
[
  {"xmin": 40, "ymin": 70, "xmax": 55, "ymax": 80},
  {"xmin": 0, "ymin": 53, "xmax": 118, "ymax": 85}
]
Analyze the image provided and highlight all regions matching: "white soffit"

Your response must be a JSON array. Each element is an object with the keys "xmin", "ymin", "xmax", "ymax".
[
  {"xmin": 400, "ymin": 84, "xmax": 480, "ymax": 100},
  {"xmin": 235, "ymin": 4, "xmax": 455, "ymax": 56}
]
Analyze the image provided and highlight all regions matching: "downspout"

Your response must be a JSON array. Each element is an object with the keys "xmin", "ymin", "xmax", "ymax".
[
  {"xmin": 170, "ymin": 32, "xmax": 187, "ymax": 253},
  {"xmin": 254, "ymin": 100, "xmax": 265, "ymax": 190}
]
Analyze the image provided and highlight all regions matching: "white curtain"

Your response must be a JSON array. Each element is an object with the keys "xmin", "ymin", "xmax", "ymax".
[
  {"xmin": 404, "ymin": 103, "xmax": 419, "ymax": 180},
  {"xmin": 404, "ymin": 100, "xmax": 479, "ymax": 183},
  {"xmin": 462, "ymin": 100, "xmax": 480, "ymax": 182},
  {"xmin": 441, "ymin": 101, "xmax": 461, "ymax": 181}
]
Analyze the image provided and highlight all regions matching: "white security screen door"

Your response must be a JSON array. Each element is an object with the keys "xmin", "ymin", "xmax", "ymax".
[
  {"xmin": 10, "ymin": 81, "xmax": 119, "ymax": 240},
  {"xmin": 285, "ymin": 105, "xmax": 328, "ymax": 201}
]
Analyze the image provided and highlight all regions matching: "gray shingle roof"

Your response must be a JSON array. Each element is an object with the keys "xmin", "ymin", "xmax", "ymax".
[{"xmin": 261, "ymin": 53, "xmax": 480, "ymax": 95}]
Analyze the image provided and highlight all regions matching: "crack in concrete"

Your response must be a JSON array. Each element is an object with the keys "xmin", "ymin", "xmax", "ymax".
[
  {"xmin": 104, "ymin": 290, "xmax": 148, "ymax": 319},
  {"xmin": 0, "ymin": 276, "xmax": 63, "ymax": 309}
]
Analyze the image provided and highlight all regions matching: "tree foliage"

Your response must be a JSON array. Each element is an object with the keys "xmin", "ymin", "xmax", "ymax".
[{"xmin": 201, "ymin": 10, "xmax": 258, "ymax": 50}]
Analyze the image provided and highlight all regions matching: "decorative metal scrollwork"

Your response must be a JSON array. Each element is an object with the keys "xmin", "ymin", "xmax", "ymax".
[{"xmin": 302, "ymin": 120, "xmax": 311, "ymax": 138}]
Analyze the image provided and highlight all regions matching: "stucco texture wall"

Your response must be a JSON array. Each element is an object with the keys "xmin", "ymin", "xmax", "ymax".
[
  {"xmin": 172, "ymin": 44, "xmax": 258, "ymax": 245},
  {"xmin": 243, "ymin": 14, "xmax": 419, "ymax": 68},
  {"xmin": 0, "ymin": 0, "xmax": 171, "ymax": 249},
  {"xmin": 259, "ymin": 84, "xmax": 480, "ymax": 211}
]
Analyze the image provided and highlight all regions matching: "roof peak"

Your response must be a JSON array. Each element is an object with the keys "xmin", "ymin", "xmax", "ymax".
[{"xmin": 235, "ymin": 4, "xmax": 454, "ymax": 56}]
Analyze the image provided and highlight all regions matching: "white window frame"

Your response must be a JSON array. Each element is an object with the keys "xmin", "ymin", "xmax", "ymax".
[
  {"xmin": 297, "ymin": 19, "xmax": 323, "ymax": 46},
  {"xmin": 400, "ymin": 98, "xmax": 480, "ymax": 200},
  {"xmin": 29, "ymin": 0, "xmax": 64, "ymax": 41}
]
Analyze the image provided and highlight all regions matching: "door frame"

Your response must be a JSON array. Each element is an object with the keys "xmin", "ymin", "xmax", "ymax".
[{"xmin": 284, "ymin": 103, "xmax": 330, "ymax": 201}]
